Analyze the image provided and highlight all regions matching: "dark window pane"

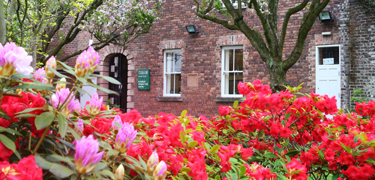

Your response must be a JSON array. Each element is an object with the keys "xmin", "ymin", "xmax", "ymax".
[
  {"xmin": 169, "ymin": 74, "xmax": 174, "ymax": 94},
  {"xmin": 318, "ymin": 47, "xmax": 339, "ymax": 65},
  {"xmin": 228, "ymin": 73, "xmax": 234, "ymax": 94},
  {"xmin": 229, "ymin": 49, "xmax": 233, "ymax": 71},
  {"xmin": 175, "ymin": 74, "xmax": 181, "ymax": 94},
  {"xmin": 235, "ymin": 49, "xmax": 243, "ymax": 71}
]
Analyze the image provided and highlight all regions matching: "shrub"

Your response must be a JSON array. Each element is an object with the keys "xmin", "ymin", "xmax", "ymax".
[{"xmin": 1, "ymin": 42, "xmax": 375, "ymax": 179}]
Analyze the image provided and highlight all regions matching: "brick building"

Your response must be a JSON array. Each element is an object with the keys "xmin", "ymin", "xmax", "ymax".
[{"xmin": 61, "ymin": 0, "xmax": 375, "ymax": 117}]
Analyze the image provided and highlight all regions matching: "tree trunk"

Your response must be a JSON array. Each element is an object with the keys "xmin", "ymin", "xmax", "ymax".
[
  {"xmin": 0, "ymin": 0, "xmax": 6, "ymax": 45},
  {"xmin": 266, "ymin": 59, "xmax": 288, "ymax": 92},
  {"xmin": 30, "ymin": 36, "xmax": 38, "ymax": 69}
]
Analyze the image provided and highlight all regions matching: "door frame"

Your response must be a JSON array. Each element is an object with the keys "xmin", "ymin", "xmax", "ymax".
[{"xmin": 315, "ymin": 44, "xmax": 341, "ymax": 108}]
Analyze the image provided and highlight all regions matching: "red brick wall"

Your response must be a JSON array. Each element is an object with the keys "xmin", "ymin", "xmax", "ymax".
[
  {"xmin": 49, "ymin": 0, "xmax": 375, "ymax": 116},
  {"xmin": 125, "ymin": 0, "xmax": 347, "ymax": 117}
]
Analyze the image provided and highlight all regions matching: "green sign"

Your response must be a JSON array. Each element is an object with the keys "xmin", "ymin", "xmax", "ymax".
[{"xmin": 137, "ymin": 69, "xmax": 150, "ymax": 90}]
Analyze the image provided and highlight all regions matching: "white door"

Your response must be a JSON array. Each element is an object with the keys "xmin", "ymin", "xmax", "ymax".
[
  {"xmin": 315, "ymin": 45, "xmax": 341, "ymax": 109},
  {"xmin": 80, "ymin": 77, "xmax": 98, "ymax": 108}
]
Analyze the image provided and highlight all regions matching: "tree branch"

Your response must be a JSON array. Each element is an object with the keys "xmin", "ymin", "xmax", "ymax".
[
  {"xmin": 58, "ymin": 35, "xmax": 117, "ymax": 62},
  {"xmin": 278, "ymin": 0, "xmax": 309, "ymax": 58},
  {"xmin": 282, "ymin": 0, "xmax": 330, "ymax": 70},
  {"xmin": 195, "ymin": 12, "xmax": 240, "ymax": 30}
]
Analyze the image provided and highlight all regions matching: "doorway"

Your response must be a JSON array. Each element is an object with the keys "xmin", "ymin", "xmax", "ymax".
[
  {"xmin": 108, "ymin": 54, "xmax": 128, "ymax": 112},
  {"xmin": 315, "ymin": 45, "xmax": 341, "ymax": 109}
]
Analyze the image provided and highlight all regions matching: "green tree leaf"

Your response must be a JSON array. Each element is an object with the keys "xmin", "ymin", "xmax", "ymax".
[
  {"xmin": 188, "ymin": 141, "xmax": 198, "ymax": 148},
  {"xmin": 210, "ymin": 145, "xmax": 220, "ymax": 154},
  {"xmin": 35, "ymin": 112, "xmax": 55, "ymax": 130},
  {"xmin": 49, "ymin": 164, "xmax": 74, "ymax": 178},
  {"xmin": 91, "ymin": 74, "xmax": 120, "ymax": 85},
  {"xmin": 0, "ymin": 134, "xmax": 15, "ymax": 152},
  {"xmin": 57, "ymin": 113, "xmax": 68, "ymax": 138},
  {"xmin": 34, "ymin": 154, "xmax": 54, "ymax": 169}
]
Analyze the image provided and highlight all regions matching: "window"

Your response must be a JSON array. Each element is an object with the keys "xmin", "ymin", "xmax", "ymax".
[
  {"xmin": 221, "ymin": 46, "xmax": 243, "ymax": 97},
  {"xmin": 164, "ymin": 50, "xmax": 182, "ymax": 96},
  {"xmin": 317, "ymin": 46, "xmax": 340, "ymax": 65}
]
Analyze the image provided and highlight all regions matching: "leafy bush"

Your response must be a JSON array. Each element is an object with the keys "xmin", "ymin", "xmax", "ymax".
[{"xmin": 2, "ymin": 42, "xmax": 375, "ymax": 179}]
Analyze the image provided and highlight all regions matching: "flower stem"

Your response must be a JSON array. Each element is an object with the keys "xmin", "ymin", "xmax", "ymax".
[
  {"xmin": 28, "ymin": 131, "xmax": 32, "ymax": 150},
  {"xmin": 33, "ymin": 125, "xmax": 51, "ymax": 154}
]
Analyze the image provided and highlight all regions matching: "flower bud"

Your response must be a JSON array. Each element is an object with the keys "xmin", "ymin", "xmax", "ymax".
[
  {"xmin": 74, "ymin": 135, "xmax": 104, "ymax": 174},
  {"xmin": 34, "ymin": 67, "xmax": 48, "ymax": 84},
  {"xmin": 147, "ymin": 151, "xmax": 159, "ymax": 174},
  {"xmin": 56, "ymin": 78, "xmax": 67, "ymax": 91},
  {"xmin": 153, "ymin": 161, "xmax": 167, "ymax": 180},
  {"xmin": 115, "ymin": 123, "xmax": 137, "ymax": 154},
  {"xmin": 74, "ymin": 46, "xmax": 100, "ymax": 77},
  {"xmin": 89, "ymin": 93, "xmax": 103, "ymax": 115},
  {"xmin": 45, "ymin": 56, "xmax": 57, "ymax": 79},
  {"xmin": 115, "ymin": 164, "xmax": 125, "ymax": 180}
]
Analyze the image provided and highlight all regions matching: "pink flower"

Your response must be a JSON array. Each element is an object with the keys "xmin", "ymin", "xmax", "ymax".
[
  {"xmin": 147, "ymin": 150, "xmax": 159, "ymax": 171},
  {"xmin": 51, "ymin": 88, "xmax": 80, "ymax": 115},
  {"xmin": 76, "ymin": 51, "xmax": 91, "ymax": 69},
  {"xmin": 86, "ymin": 46, "xmax": 100, "ymax": 66},
  {"xmin": 74, "ymin": 46, "xmax": 100, "ymax": 77},
  {"xmin": 74, "ymin": 135, "xmax": 104, "ymax": 174},
  {"xmin": 115, "ymin": 122, "xmax": 137, "ymax": 153},
  {"xmin": 111, "ymin": 115, "xmax": 123, "ymax": 130},
  {"xmin": 0, "ymin": 42, "xmax": 33, "ymax": 76},
  {"xmin": 89, "ymin": 93, "xmax": 103, "ymax": 115},
  {"xmin": 153, "ymin": 161, "xmax": 167, "ymax": 179},
  {"xmin": 45, "ymin": 56, "xmax": 57, "ymax": 79},
  {"xmin": 34, "ymin": 68, "xmax": 48, "ymax": 83},
  {"xmin": 77, "ymin": 119, "xmax": 84, "ymax": 132}
]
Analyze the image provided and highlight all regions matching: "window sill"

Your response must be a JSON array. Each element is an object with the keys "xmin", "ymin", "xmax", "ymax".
[
  {"xmin": 158, "ymin": 96, "xmax": 183, "ymax": 102},
  {"xmin": 215, "ymin": 97, "xmax": 244, "ymax": 103}
]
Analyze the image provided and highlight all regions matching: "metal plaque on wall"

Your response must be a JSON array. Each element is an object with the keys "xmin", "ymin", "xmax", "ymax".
[{"xmin": 137, "ymin": 69, "xmax": 150, "ymax": 90}]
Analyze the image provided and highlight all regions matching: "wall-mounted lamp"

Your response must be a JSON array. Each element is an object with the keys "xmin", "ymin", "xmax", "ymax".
[
  {"xmin": 186, "ymin": 25, "xmax": 199, "ymax": 34},
  {"xmin": 319, "ymin": 11, "xmax": 334, "ymax": 22}
]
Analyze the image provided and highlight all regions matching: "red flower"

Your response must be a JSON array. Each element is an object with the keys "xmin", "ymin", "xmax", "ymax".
[
  {"xmin": 1, "ymin": 94, "xmax": 28, "ymax": 122},
  {"xmin": 238, "ymin": 81, "xmax": 250, "ymax": 95},
  {"xmin": 285, "ymin": 159, "xmax": 309, "ymax": 180},
  {"xmin": 240, "ymin": 147, "xmax": 253, "ymax": 160},
  {"xmin": 342, "ymin": 164, "xmax": 375, "ymax": 180},
  {"xmin": 0, "ymin": 117, "xmax": 11, "ymax": 128},
  {"xmin": 0, "ymin": 155, "xmax": 43, "ymax": 179},
  {"xmin": 15, "ymin": 155, "xmax": 43, "ymax": 179},
  {"xmin": 0, "ymin": 140, "xmax": 13, "ymax": 161},
  {"xmin": 0, "ymin": 92, "xmax": 45, "ymax": 124},
  {"xmin": 218, "ymin": 106, "xmax": 231, "ymax": 116}
]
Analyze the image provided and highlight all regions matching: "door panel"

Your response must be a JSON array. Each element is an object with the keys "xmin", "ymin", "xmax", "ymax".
[{"xmin": 316, "ymin": 65, "xmax": 341, "ymax": 109}]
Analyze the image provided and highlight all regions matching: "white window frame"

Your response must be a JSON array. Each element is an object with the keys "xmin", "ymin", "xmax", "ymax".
[
  {"xmin": 315, "ymin": 44, "xmax": 341, "ymax": 66},
  {"xmin": 163, "ymin": 49, "xmax": 182, "ymax": 97},
  {"xmin": 221, "ymin": 46, "xmax": 243, "ymax": 98}
]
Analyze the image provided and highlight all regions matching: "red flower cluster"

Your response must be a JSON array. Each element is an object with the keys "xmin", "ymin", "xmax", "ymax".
[
  {"xmin": 0, "ymin": 155, "xmax": 43, "ymax": 180},
  {"xmin": 243, "ymin": 162, "xmax": 277, "ymax": 180},
  {"xmin": 285, "ymin": 159, "xmax": 309, "ymax": 180}
]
